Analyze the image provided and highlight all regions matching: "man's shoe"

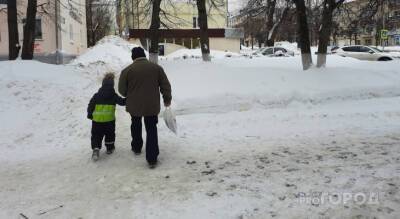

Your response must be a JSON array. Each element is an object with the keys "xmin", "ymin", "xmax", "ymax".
[
  {"xmin": 106, "ymin": 148, "xmax": 115, "ymax": 154},
  {"xmin": 92, "ymin": 148, "xmax": 100, "ymax": 161},
  {"xmin": 131, "ymin": 149, "xmax": 141, "ymax": 155},
  {"xmin": 148, "ymin": 161, "xmax": 158, "ymax": 169}
]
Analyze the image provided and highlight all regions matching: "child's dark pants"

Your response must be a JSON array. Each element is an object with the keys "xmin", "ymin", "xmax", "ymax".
[{"xmin": 91, "ymin": 121, "xmax": 115, "ymax": 150}]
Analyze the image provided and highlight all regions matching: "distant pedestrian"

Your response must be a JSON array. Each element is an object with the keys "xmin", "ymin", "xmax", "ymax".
[
  {"xmin": 118, "ymin": 47, "xmax": 172, "ymax": 168},
  {"xmin": 87, "ymin": 73, "xmax": 126, "ymax": 161}
]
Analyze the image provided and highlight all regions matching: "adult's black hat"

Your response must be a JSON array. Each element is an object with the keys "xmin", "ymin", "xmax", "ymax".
[{"xmin": 131, "ymin": 47, "xmax": 146, "ymax": 60}]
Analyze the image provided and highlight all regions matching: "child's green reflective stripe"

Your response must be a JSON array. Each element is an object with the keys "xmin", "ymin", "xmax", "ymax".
[{"xmin": 93, "ymin": 105, "xmax": 116, "ymax": 122}]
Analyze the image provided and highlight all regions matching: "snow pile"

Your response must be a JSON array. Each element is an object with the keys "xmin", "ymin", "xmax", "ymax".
[
  {"xmin": 240, "ymin": 45, "xmax": 260, "ymax": 56},
  {"xmin": 1, "ymin": 56, "xmax": 400, "ymax": 162},
  {"xmin": 378, "ymin": 46, "xmax": 400, "ymax": 52},
  {"xmin": 160, "ymin": 55, "xmax": 400, "ymax": 113},
  {"xmin": 0, "ymin": 60, "xmax": 93, "ymax": 161},
  {"xmin": 274, "ymin": 41, "xmax": 299, "ymax": 54},
  {"xmin": 70, "ymin": 36, "xmax": 140, "ymax": 75},
  {"xmin": 166, "ymin": 48, "xmax": 241, "ymax": 60}
]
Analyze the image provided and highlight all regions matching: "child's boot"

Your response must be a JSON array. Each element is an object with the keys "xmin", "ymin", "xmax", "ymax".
[{"xmin": 92, "ymin": 148, "xmax": 100, "ymax": 161}]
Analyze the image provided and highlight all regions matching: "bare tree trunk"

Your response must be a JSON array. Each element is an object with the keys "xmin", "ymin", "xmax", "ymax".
[
  {"xmin": 86, "ymin": 0, "xmax": 94, "ymax": 46},
  {"xmin": 354, "ymin": 32, "xmax": 358, "ymax": 44},
  {"xmin": 317, "ymin": 0, "xmax": 345, "ymax": 67},
  {"xmin": 265, "ymin": 0, "xmax": 276, "ymax": 47},
  {"xmin": 149, "ymin": 0, "xmax": 161, "ymax": 64},
  {"xmin": 349, "ymin": 33, "xmax": 352, "ymax": 45},
  {"xmin": 116, "ymin": 0, "xmax": 123, "ymax": 36},
  {"xmin": 251, "ymin": 33, "xmax": 254, "ymax": 50},
  {"xmin": 197, "ymin": 0, "xmax": 211, "ymax": 61},
  {"xmin": 267, "ymin": 6, "xmax": 289, "ymax": 47},
  {"xmin": 7, "ymin": 0, "xmax": 20, "ymax": 60},
  {"xmin": 294, "ymin": 0, "xmax": 312, "ymax": 70},
  {"xmin": 317, "ymin": 0, "xmax": 334, "ymax": 68},
  {"xmin": 21, "ymin": 0, "xmax": 38, "ymax": 60}
]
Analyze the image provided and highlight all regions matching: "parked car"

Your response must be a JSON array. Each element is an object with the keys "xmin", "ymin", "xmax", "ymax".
[
  {"xmin": 253, "ymin": 47, "xmax": 295, "ymax": 57},
  {"xmin": 315, "ymin": 46, "xmax": 340, "ymax": 54},
  {"xmin": 330, "ymin": 46, "xmax": 340, "ymax": 54},
  {"xmin": 336, "ymin": 45, "xmax": 399, "ymax": 61}
]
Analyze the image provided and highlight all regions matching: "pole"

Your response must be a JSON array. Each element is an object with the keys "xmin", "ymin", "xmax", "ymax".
[
  {"xmin": 55, "ymin": 0, "xmax": 60, "ymax": 64},
  {"xmin": 226, "ymin": 0, "xmax": 229, "ymax": 27},
  {"xmin": 131, "ymin": 0, "xmax": 135, "ymax": 29},
  {"xmin": 382, "ymin": 0, "xmax": 385, "ymax": 50},
  {"xmin": 137, "ymin": 0, "xmax": 140, "ymax": 28}
]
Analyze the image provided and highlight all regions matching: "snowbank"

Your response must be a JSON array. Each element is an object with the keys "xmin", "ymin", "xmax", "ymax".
[
  {"xmin": 377, "ymin": 46, "xmax": 400, "ymax": 52},
  {"xmin": 70, "ymin": 36, "xmax": 140, "ymax": 75},
  {"xmin": 274, "ymin": 41, "xmax": 299, "ymax": 54},
  {"xmin": 3, "ymin": 55, "xmax": 400, "ymax": 162},
  {"xmin": 0, "ymin": 60, "xmax": 93, "ymax": 161},
  {"xmin": 160, "ymin": 55, "xmax": 400, "ymax": 114},
  {"xmin": 166, "ymin": 48, "xmax": 241, "ymax": 60}
]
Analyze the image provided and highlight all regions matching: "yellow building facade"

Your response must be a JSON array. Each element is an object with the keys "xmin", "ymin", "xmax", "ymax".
[
  {"xmin": 118, "ymin": 0, "xmax": 243, "ymax": 54},
  {"xmin": 118, "ymin": 0, "xmax": 228, "ymax": 30}
]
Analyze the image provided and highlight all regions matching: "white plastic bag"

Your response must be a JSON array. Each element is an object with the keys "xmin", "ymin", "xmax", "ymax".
[{"xmin": 163, "ymin": 107, "xmax": 177, "ymax": 134}]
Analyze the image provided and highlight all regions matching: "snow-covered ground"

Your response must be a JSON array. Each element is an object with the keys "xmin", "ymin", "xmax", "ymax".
[
  {"xmin": 1, "ymin": 38, "xmax": 400, "ymax": 218},
  {"xmin": 165, "ymin": 48, "xmax": 241, "ymax": 60}
]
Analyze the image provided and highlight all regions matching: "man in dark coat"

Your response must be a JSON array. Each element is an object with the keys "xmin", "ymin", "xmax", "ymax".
[{"xmin": 118, "ymin": 47, "xmax": 172, "ymax": 168}]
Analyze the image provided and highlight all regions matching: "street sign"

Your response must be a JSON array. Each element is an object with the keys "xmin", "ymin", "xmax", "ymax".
[{"xmin": 381, "ymin": 29, "xmax": 388, "ymax": 40}]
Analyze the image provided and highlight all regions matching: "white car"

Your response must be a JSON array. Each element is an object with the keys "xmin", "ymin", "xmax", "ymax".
[
  {"xmin": 336, "ymin": 45, "xmax": 399, "ymax": 61},
  {"xmin": 253, "ymin": 47, "xmax": 295, "ymax": 57}
]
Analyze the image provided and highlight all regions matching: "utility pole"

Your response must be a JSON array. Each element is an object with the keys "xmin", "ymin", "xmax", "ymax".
[
  {"xmin": 137, "ymin": 0, "xmax": 140, "ymax": 28},
  {"xmin": 55, "ymin": 0, "xmax": 60, "ymax": 64},
  {"xmin": 382, "ymin": 0, "xmax": 386, "ymax": 50},
  {"xmin": 131, "ymin": 0, "xmax": 135, "ymax": 29},
  {"xmin": 226, "ymin": 0, "xmax": 229, "ymax": 27}
]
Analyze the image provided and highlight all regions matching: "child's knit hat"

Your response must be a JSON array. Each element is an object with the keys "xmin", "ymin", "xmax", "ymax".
[{"xmin": 102, "ymin": 73, "xmax": 115, "ymax": 86}]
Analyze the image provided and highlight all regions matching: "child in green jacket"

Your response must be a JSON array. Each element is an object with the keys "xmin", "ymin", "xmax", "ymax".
[{"xmin": 87, "ymin": 73, "xmax": 126, "ymax": 161}]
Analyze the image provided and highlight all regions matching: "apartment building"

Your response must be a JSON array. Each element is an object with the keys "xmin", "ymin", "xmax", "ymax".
[
  {"xmin": 0, "ymin": 0, "xmax": 87, "ymax": 63},
  {"xmin": 336, "ymin": 0, "xmax": 400, "ymax": 46},
  {"xmin": 118, "ymin": 0, "xmax": 243, "ymax": 54}
]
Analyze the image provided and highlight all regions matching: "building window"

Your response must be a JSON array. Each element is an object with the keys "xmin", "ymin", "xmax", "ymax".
[
  {"xmin": 193, "ymin": 17, "xmax": 197, "ymax": 28},
  {"xmin": 365, "ymin": 39, "xmax": 372, "ymax": 45},
  {"xmin": 70, "ymin": 24, "xmax": 73, "ymax": 41},
  {"xmin": 22, "ymin": 18, "xmax": 42, "ymax": 40}
]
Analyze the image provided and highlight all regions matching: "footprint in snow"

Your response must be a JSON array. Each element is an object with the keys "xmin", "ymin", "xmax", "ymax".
[
  {"xmin": 206, "ymin": 191, "xmax": 217, "ymax": 197},
  {"xmin": 201, "ymin": 169, "xmax": 215, "ymax": 175},
  {"xmin": 186, "ymin": 160, "xmax": 196, "ymax": 165}
]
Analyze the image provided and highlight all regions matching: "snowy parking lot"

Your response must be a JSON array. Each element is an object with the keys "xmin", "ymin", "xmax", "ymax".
[{"xmin": 0, "ymin": 38, "xmax": 400, "ymax": 218}]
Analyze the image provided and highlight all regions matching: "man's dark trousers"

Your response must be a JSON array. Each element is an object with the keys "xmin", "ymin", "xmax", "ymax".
[
  {"xmin": 91, "ymin": 121, "xmax": 115, "ymax": 150},
  {"xmin": 130, "ymin": 116, "xmax": 159, "ymax": 163}
]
